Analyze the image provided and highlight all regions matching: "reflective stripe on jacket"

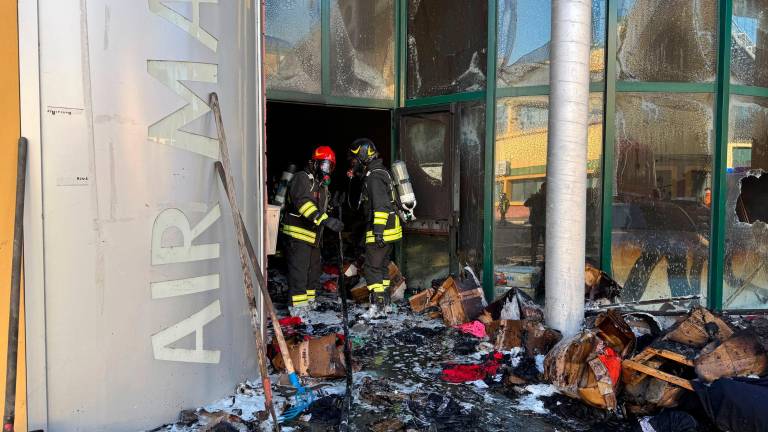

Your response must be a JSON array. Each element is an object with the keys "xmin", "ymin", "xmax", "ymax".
[{"xmin": 280, "ymin": 169, "xmax": 328, "ymax": 246}]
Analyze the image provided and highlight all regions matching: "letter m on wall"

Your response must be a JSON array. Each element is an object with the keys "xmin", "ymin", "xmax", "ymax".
[{"xmin": 147, "ymin": 61, "xmax": 219, "ymax": 159}]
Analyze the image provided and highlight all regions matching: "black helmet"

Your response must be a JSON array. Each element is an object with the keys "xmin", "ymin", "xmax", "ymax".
[{"xmin": 349, "ymin": 138, "xmax": 378, "ymax": 166}]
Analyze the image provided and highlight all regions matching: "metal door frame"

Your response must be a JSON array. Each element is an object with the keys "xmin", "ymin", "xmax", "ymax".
[{"xmin": 395, "ymin": 103, "xmax": 460, "ymax": 274}]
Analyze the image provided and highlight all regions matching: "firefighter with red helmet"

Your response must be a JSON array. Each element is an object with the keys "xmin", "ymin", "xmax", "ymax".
[{"xmin": 281, "ymin": 146, "xmax": 344, "ymax": 317}]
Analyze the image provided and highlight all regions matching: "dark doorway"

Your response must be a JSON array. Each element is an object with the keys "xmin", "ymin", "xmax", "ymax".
[
  {"xmin": 265, "ymin": 101, "xmax": 392, "ymax": 289},
  {"xmin": 266, "ymin": 101, "xmax": 391, "ymax": 199}
]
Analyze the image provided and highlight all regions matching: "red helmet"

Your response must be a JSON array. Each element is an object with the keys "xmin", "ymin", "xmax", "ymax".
[
  {"xmin": 312, "ymin": 146, "xmax": 336, "ymax": 165},
  {"xmin": 312, "ymin": 146, "xmax": 336, "ymax": 186}
]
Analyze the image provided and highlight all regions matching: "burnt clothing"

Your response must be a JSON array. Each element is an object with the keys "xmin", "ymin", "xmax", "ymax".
[
  {"xmin": 361, "ymin": 159, "xmax": 402, "ymax": 244},
  {"xmin": 365, "ymin": 242, "xmax": 392, "ymax": 293},
  {"xmin": 283, "ymin": 237, "xmax": 321, "ymax": 305},
  {"xmin": 281, "ymin": 168, "xmax": 330, "ymax": 247}
]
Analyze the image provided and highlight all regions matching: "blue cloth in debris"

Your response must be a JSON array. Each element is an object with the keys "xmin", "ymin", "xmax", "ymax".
[{"xmin": 694, "ymin": 377, "xmax": 768, "ymax": 432}]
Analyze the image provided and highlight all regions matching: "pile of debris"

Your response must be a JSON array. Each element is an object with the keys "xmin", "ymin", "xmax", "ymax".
[
  {"xmin": 151, "ymin": 260, "xmax": 768, "ymax": 432},
  {"xmin": 402, "ymin": 265, "xmax": 768, "ymax": 432},
  {"xmin": 543, "ymin": 306, "xmax": 768, "ymax": 431}
]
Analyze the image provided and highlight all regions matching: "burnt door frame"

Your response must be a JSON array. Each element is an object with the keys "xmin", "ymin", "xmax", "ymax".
[{"xmin": 395, "ymin": 104, "xmax": 460, "ymax": 275}]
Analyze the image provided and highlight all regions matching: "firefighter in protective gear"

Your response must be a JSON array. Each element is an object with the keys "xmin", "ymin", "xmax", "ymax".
[
  {"xmin": 281, "ymin": 146, "xmax": 344, "ymax": 315},
  {"xmin": 349, "ymin": 138, "xmax": 402, "ymax": 316}
]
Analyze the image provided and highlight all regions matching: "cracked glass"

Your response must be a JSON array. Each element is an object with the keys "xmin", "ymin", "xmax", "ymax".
[
  {"xmin": 493, "ymin": 94, "xmax": 604, "ymax": 303},
  {"xmin": 616, "ymin": 0, "xmax": 716, "ymax": 82},
  {"xmin": 612, "ymin": 93, "xmax": 713, "ymax": 308},
  {"xmin": 731, "ymin": 0, "xmax": 768, "ymax": 87},
  {"xmin": 265, "ymin": 0, "xmax": 322, "ymax": 94},
  {"xmin": 406, "ymin": 0, "xmax": 488, "ymax": 98},
  {"xmin": 496, "ymin": 0, "xmax": 607, "ymax": 87},
  {"xmin": 330, "ymin": 0, "xmax": 395, "ymax": 99},
  {"xmin": 723, "ymin": 95, "xmax": 768, "ymax": 309},
  {"xmin": 458, "ymin": 102, "xmax": 486, "ymax": 275}
]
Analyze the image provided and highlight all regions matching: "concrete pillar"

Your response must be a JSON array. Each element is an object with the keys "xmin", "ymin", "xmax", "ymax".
[{"xmin": 544, "ymin": 0, "xmax": 592, "ymax": 336}]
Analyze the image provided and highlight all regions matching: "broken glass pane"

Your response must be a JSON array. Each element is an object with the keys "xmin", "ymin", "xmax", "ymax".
[
  {"xmin": 330, "ymin": 0, "xmax": 395, "ymax": 99},
  {"xmin": 731, "ymin": 0, "xmax": 768, "ymax": 87},
  {"xmin": 400, "ymin": 110, "xmax": 453, "ymax": 289},
  {"xmin": 493, "ymin": 94, "xmax": 604, "ymax": 302},
  {"xmin": 400, "ymin": 112, "xmax": 451, "ymax": 220},
  {"xmin": 265, "ymin": 0, "xmax": 322, "ymax": 94},
  {"xmin": 723, "ymin": 95, "xmax": 768, "ymax": 309},
  {"xmin": 457, "ymin": 102, "xmax": 486, "ymax": 275},
  {"xmin": 612, "ymin": 93, "xmax": 713, "ymax": 307},
  {"xmin": 496, "ymin": 0, "xmax": 607, "ymax": 87},
  {"xmin": 407, "ymin": 0, "xmax": 488, "ymax": 98},
  {"xmin": 616, "ymin": 0, "xmax": 716, "ymax": 82}
]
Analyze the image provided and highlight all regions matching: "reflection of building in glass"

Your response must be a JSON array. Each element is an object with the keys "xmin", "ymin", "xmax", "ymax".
[{"xmin": 260, "ymin": 0, "xmax": 768, "ymax": 312}]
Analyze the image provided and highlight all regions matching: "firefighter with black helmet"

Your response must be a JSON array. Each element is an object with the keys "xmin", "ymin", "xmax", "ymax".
[
  {"xmin": 281, "ymin": 146, "xmax": 344, "ymax": 317},
  {"xmin": 348, "ymin": 138, "xmax": 402, "ymax": 317}
]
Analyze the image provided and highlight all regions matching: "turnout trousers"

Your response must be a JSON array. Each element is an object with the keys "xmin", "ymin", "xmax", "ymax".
[
  {"xmin": 364, "ymin": 243, "xmax": 392, "ymax": 294},
  {"xmin": 283, "ymin": 236, "xmax": 321, "ymax": 306}
]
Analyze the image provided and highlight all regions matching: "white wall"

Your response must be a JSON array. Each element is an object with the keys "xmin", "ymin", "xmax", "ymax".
[{"xmin": 21, "ymin": 1, "xmax": 263, "ymax": 430}]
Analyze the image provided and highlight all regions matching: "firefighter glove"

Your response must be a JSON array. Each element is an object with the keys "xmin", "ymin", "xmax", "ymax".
[
  {"xmin": 322, "ymin": 216, "xmax": 345, "ymax": 233},
  {"xmin": 374, "ymin": 233, "xmax": 386, "ymax": 248}
]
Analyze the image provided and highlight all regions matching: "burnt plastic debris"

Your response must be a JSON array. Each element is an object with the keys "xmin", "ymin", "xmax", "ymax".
[
  {"xmin": 394, "ymin": 326, "xmax": 444, "ymax": 345},
  {"xmin": 635, "ymin": 410, "xmax": 699, "ymax": 432},
  {"xmin": 694, "ymin": 377, "xmax": 768, "ymax": 432},
  {"xmin": 405, "ymin": 393, "xmax": 480, "ymax": 431},
  {"xmin": 207, "ymin": 422, "xmax": 240, "ymax": 432},
  {"xmin": 512, "ymin": 356, "xmax": 541, "ymax": 383},
  {"xmin": 306, "ymin": 394, "xmax": 344, "ymax": 425}
]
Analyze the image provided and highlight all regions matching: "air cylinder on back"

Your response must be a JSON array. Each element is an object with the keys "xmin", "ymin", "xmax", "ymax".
[{"xmin": 392, "ymin": 160, "xmax": 417, "ymax": 220}]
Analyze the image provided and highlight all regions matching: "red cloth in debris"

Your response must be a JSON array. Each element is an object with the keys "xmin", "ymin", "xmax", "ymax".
[
  {"xmin": 278, "ymin": 316, "xmax": 302, "ymax": 327},
  {"xmin": 598, "ymin": 347, "xmax": 621, "ymax": 385},
  {"xmin": 323, "ymin": 265, "xmax": 340, "ymax": 275},
  {"xmin": 454, "ymin": 321, "xmax": 487, "ymax": 338},
  {"xmin": 441, "ymin": 353, "xmax": 503, "ymax": 383},
  {"xmin": 323, "ymin": 280, "xmax": 338, "ymax": 293}
]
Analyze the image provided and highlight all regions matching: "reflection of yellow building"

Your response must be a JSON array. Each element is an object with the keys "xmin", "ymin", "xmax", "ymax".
[
  {"xmin": 494, "ymin": 94, "xmax": 603, "ymax": 206},
  {"xmin": 727, "ymin": 140, "xmax": 752, "ymax": 170}
]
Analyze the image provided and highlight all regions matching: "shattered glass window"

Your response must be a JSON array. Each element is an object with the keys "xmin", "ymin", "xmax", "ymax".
[
  {"xmin": 400, "ymin": 111, "xmax": 452, "ymax": 289},
  {"xmin": 330, "ymin": 0, "xmax": 395, "ymax": 99},
  {"xmin": 731, "ymin": 0, "xmax": 768, "ymax": 87},
  {"xmin": 612, "ymin": 93, "xmax": 713, "ymax": 307},
  {"xmin": 723, "ymin": 95, "xmax": 768, "ymax": 309},
  {"xmin": 265, "ymin": 0, "xmax": 322, "ymax": 94},
  {"xmin": 496, "ymin": 0, "xmax": 607, "ymax": 87},
  {"xmin": 616, "ymin": 0, "xmax": 716, "ymax": 82},
  {"xmin": 458, "ymin": 102, "xmax": 486, "ymax": 275},
  {"xmin": 493, "ymin": 94, "xmax": 604, "ymax": 302},
  {"xmin": 406, "ymin": 0, "xmax": 488, "ymax": 98}
]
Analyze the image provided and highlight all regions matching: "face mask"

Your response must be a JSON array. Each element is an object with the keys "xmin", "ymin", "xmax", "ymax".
[{"xmin": 316, "ymin": 159, "xmax": 334, "ymax": 186}]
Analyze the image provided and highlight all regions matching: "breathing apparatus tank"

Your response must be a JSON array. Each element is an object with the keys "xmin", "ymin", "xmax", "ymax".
[
  {"xmin": 273, "ymin": 164, "xmax": 296, "ymax": 208},
  {"xmin": 391, "ymin": 160, "xmax": 417, "ymax": 221}
]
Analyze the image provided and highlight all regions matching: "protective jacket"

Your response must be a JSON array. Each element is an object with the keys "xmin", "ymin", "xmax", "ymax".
[
  {"xmin": 280, "ymin": 168, "xmax": 329, "ymax": 247},
  {"xmin": 362, "ymin": 159, "xmax": 402, "ymax": 244}
]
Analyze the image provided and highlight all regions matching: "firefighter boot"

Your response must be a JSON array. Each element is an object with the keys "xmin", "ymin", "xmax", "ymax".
[{"xmin": 365, "ymin": 291, "xmax": 389, "ymax": 319}]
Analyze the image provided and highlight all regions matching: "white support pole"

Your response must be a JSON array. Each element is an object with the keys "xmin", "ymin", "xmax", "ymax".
[{"xmin": 545, "ymin": 0, "xmax": 592, "ymax": 336}]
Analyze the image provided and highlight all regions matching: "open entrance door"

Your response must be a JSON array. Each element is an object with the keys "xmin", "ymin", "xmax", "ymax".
[{"xmin": 397, "ymin": 105, "xmax": 459, "ymax": 288}]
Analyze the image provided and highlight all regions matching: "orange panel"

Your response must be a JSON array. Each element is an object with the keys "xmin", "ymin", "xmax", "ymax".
[{"xmin": 0, "ymin": 0, "xmax": 27, "ymax": 429}]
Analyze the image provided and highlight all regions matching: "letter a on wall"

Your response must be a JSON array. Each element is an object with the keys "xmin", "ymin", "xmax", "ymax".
[
  {"xmin": 148, "ymin": 0, "xmax": 219, "ymax": 52},
  {"xmin": 152, "ymin": 301, "xmax": 222, "ymax": 363}
]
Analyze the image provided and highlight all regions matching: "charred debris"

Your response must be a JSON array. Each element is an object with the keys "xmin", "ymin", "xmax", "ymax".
[{"xmin": 153, "ymin": 261, "xmax": 768, "ymax": 432}]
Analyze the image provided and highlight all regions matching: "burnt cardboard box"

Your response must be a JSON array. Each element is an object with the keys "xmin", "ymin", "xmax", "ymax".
[
  {"xmin": 272, "ymin": 334, "xmax": 346, "ymax": 378},
  {"xmin": 664, "ymin": 306, "xmax": 734, "ymax": 348},
  {"xmin": 490, "ymin": 319, "xmax": 561, "ymax": 355},
  {"xmin": 695, "ymin": 330, "xmax": 768, "ymax": 382},
  {"xmin": 409, "ymin": 287, "xmax": 437, "ymax": 313},
  {"xmin": 438, "ymin": 276, "xmax": 485, "ymax": 326}
]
